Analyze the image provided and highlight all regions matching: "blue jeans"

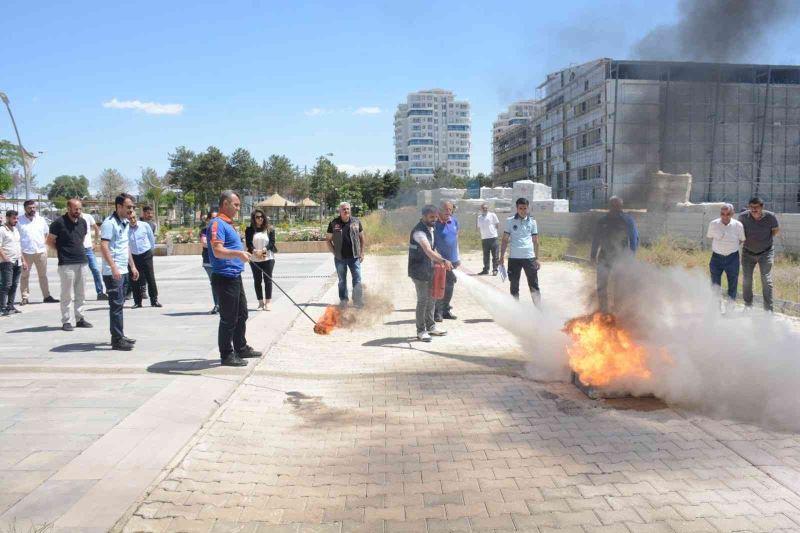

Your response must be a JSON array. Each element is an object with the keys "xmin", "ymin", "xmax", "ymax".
[
  {"xmin": 0, "ymin": 261, "xmax": 22, "ymax": 311},
  {"xmin": 709, "ymin": 251, "xmax": 739, "ymax": 301},
  {"xmin": 85, "ymin": 247, "xmax": 104, "ymax": 295},
  {"xmin": 103, "ymin": 274, "xmax": 128, "ymax": 342},
  {"xmin": 334, "ymin": 257, "xmax": 362, "ymax": 305}
]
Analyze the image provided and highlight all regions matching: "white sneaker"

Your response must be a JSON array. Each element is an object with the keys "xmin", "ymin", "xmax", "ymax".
[
  {"xmin": 264, "ymin": 301, "xmax": 271, "ymax": 311},
  {"xmin": 719, "ymin": 298, "xmax": 727, "ymax": 315},
  {"xmin": 429, "ymin": 327, "xmax": 447, "ymax": 336},
  {"xmin": 417, "ymin": 331, "xmax": 432, "ymax": 342}
]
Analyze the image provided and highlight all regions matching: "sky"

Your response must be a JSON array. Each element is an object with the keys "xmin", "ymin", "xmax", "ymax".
[{"xmin": 3, "ymin": 0, "xmax": 800, "ymax": 194}]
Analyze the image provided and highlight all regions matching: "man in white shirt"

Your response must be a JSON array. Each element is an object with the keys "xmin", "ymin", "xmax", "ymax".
[
  {"xmin": 17, "ymin": 200, "xmax": 57, "ymax": 304},
  {"xmin": 81, "ymin": 211, "xmax": 107, "ymax": 300},
  {"xmin": 0, "ymin": 210, "xmax": 28, "ymax": 316},
  {"xmin": 477, "ymin": 203, "xmax": 500, "ymax": 276},
  {"xmin": 707, "ymin": 203, "xmax": 745, "ymax": 313}
]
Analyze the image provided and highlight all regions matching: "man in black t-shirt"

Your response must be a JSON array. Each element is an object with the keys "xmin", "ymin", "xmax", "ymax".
[
  {"xmin": 47, "ymin": 199, "xmax": 92, "ymax": 331},
  {"xmin": 325, "ymin": 202, "xmax": 365, "ymax": 306}
]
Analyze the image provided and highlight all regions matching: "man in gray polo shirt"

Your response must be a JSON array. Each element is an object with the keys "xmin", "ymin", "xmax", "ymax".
[{"xmin": 739, "ymin": 197, "xmax": 780, "ymax": 312}]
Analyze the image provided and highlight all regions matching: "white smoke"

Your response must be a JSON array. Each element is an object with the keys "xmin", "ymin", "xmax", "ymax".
[{"xmin": 456, "ymin": 261, "xmax": 800, "ymax": 431}]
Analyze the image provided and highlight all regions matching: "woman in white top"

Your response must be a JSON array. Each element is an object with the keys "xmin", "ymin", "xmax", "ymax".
[{"xmin": 245, "ymin": 209, "xmax": 277, "ymax": 310}]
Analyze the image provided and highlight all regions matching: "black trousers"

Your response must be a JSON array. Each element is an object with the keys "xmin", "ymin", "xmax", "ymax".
[
  {"xmin": 481, "ymin": 238, "xmax": 499, "ymax": 272},
  {"xmin": 132, "ymin": 250, "xmax": 158, "ymax": 305},
  {"xmin": 507, "ymin": 258, "xmax": 539, "ymax": 298},
  {"xmin": 249, "ymin": 260, "xmax": 274, "ymax": 300},
  {"xmin": 434, "ymin": 261, "xmax": 459, "ymax": 318},
  {"xmin": 103, "ymin": 274, "xmax": 127, "ymax": 342},
  {"xmin": 211, "ymin": 273, "xmax": 248, "ymax": 357}
]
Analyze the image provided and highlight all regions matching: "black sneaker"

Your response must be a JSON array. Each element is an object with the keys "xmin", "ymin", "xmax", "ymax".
[
  {"xmin": 111, "ymin": 339, "xmax": 134, "ymax": 351},
  {"xmin": 76, "ymin": 319, "xmax": 93, "ymax": 328},
  {"xmin": 43, "ymin": 296, "xmax": 59, "ymax": 303},
  {"xmin": 478, "ymin": 270, "xmax": 489, "ymax": 275},
  {"xmin": 131, "ymin": 303, "xmax": 143, "ymax": 309},
  {"xmin": 62, "ymin": 323, "xmax": 74, "ymax": 331},
  {"xmin": 221, "ymin": 354, "xmax": 247, "ymax": 367},
  {"xmin": 210, "ymin": 306, "xmax": 219, "ymax": 315},
  {"xmin": 1, "ymin": 309, "xmax": 9, "ymax": 317},
  {"xmin": 8, "ymin": 306, "xmax": 21, "ymax": 314},
  {"xmin": 442, "ymin": 312, "xmax": 458, "ymax": 320},
  {"xmin": 236, "ymin": 346, "xmax": 262, "ymax": 359},
  {"xmin": 97, "ymin": 293, "xmax": 109, "ymax": 301},
  {"xmin": 151, "ymin": 301, "xmax": 163, "ymax": 308},
  {"xmin": 434, "ymin": 315, "xmax": 443, "ymax": 323},
  {"xmin": 492, "ymin": 270, "xmax": 498, "ymax": 276},
  {"xmin": 122, "ymin": 336, "xmax": 137, "ymax": 344}
]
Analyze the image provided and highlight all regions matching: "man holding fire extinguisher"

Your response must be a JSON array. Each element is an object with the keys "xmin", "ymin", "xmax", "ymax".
[{"xmin": 408, "ymin": 204, "xmax": 453, "ymax": 342}]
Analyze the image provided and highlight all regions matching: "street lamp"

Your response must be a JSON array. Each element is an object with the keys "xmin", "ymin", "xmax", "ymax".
[{"xmin": 0, "ymin": 91, "xmax": 38, "ymax": 199}]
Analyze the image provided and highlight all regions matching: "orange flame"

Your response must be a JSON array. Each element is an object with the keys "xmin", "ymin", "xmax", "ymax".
[
  {"xmin": 564, "ymin": 313, "xmax": 653, "ymax": 387},
  {"xmin": 314, "ymin": 305, "xmax": 342, "ymax": 335}
]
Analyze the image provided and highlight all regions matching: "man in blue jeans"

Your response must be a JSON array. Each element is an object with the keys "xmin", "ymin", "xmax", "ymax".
[
  {"xmin": 100, "ymin": 194, "xmax": 139, "ymax": 351},
  {"xmin": 81, "ymin": 211, "xmax": 107, "ymax": 300},
  {"xmin": 325, "ymin": 202, "xmax": 365, "ymax": 307},
  {"xmin": 706, "ymin": 203, "xmax": 745, "ymax": 314}
]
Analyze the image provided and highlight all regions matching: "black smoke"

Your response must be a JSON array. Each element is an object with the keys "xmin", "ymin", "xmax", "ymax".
[{"xmin": 632, "ymin": 0, "xmax": 797, "ymax": 63}]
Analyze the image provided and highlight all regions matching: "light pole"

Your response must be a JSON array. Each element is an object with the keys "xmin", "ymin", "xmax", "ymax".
[{"xmin": 0, "ymin": 92, "xmax": 38, "ymax": 199}]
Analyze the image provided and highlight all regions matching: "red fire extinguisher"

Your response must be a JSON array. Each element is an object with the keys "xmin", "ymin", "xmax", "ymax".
[{"xmin": 431, "ymin": 263, "xmax": 446, "ymax": 300}]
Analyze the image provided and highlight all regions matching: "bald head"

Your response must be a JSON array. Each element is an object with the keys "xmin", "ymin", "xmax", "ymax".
[
  {"xmin": 609, "ymin": 196, "xmax": 623, "ymax": 213},
  {"xmin": 66, "ymin": 198, "xmax": 82, "ymax": 221}
]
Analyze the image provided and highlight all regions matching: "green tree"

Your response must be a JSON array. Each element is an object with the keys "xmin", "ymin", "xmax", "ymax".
[
  {"xmin": 194, "ymin": 146, "xmax": 227, "ymax": 208},
  {"xmin": 47, "ymin": 174, "xmax": 90, "ymax": 200},
  {"xmin": 309, "ymin": 156, "xmax": 338, "ymax": 210},
  {"xmin": 97, "ymin": 168, "xmax": 130, "ymax": 203},
  {"xmin": 474, "ymin": 172, "xmax": 493, "ymax": 187},
  {"xmin": 138, "ymin": 167, "xmax": 168, "ymax": 229},
  {"xmin": 225, "ymin": 148, "xmax": 260, "ymax": 196},
  {"xmin": 261, "ymin": 154, "xmax": 298, "ymax": 196},
  {"xmin": 382, "ymin": 171, "xmax": 401, "ymax": 200},
  {"xmin": 0, "ymin": 140, "xmax": 22, "ymax": 194}
]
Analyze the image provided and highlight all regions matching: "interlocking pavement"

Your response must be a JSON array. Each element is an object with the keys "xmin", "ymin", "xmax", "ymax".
[{"xmin": 120, "ymin": 255, "xmax": 800, "ymax": 533}]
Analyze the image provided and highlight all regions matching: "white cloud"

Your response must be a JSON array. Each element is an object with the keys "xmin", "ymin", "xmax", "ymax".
[
  {"xmin": 102, "ymin": 98, "xmax": 184, "ymax": 115},
  {"xmin": 354, "ymin": 106, "xmax": 381, "ymax": 115},
  {"xmin": 304, "ymin": 107, "xmax": 333, "ymax": 117},
  {"xmin": 336, "ymin": 163, "xmax": 393, "ymax": 174}
]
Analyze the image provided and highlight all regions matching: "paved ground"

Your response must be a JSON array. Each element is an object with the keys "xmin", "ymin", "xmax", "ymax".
[
  {"xmin": 112, "ymin": 255, "xmax": 800, "ymax": 533},
  {"xmin": 0, "ymin": 253, "xmax": 334, "ymax": 532}
]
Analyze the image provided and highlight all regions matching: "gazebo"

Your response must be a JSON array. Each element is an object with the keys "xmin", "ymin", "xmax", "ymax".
[
  {"xmin": 256, "ymin": 193, "xmax": 296, "ymax": 222},
  {"xmin": 298, "ymin": 197, "xmax": 320, "ymax": 220}
]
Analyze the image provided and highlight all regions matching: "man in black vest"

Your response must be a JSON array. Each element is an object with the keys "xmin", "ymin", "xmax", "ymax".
[
  {"xmin": 326, "ymin": 202, "xmax": 365, "ymax": 307},
  {"xmin": 408, "ymin": 204, "xmax": 453, "ymax": 342}
]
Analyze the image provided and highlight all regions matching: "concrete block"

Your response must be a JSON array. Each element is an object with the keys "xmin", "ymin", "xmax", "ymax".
[
  {"xmin": 530, "ymin": 200, "xmax": 569, "ymax": 213},
  {"xmin": 513, "ymin": 180, "xmax": 553, "ymax": 202},
  {"xmin": 430, "ymin": 188, "xmax": 466, "ymax": 207},
  {"xmin": 646, "ymin": 171, "xmax": 692, "ymax": 211},
  {"xmin": 480, "ymin": 187, "xmax": 512, "ymax": 200}
]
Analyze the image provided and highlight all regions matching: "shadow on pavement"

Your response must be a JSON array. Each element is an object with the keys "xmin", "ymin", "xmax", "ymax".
[
  {"xmin": 7, "ymin": 325, "xmax": 63, "ymax": 333},
  {"xmin": 147, "ymin": 358, "xmax": 221, "ymax": 375},
  {"xmin": 394, "ymin": 308, "xmax": 415, "ymax": 312},
  {"xmin": 463, "ymin": 318, "xmax": 494, "ymax": 324},
  {"xmin": 164, "ymin": 312, "xmax": 215, "ymax": 317},
  {"xmin": 383, "ymin": 319, "xmax": 415, "ymax": 326},
  {"xmin": 362, "ymin": 337, "xmax": 413, "ymax": 347},
  {"xmin": 51, "ymin": 342, "xmax": 111, "ymax": 352},
  {"xmin": 297, "ymin": 303, "xmax": 330, "ymax": 308}
]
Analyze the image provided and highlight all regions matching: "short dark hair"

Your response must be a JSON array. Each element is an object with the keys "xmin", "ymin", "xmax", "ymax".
[
  {"xmin": 115, "ymin": 193, "xmax": 135, "ymax": 207},
  {"xmin": 515, "ymin": 197, "xmax": 529, "ymax": 207},
  {"xmin": 23, "ymin": 200, "xmax": 35, "ymax": 208},
  {"xmin": 748, "ymin": 197, "xmax": 764, "ymax": 206},
  {"xmin": 142, "ymin": 205, "xmax": 153, "ymax": 213},
  {"xmin": 219, "ymin": 190, "xmax": 238, "ymax": 208},
  {"xmin": 5, "ymin": 210, "xmax": 18, "ymax": 218}
]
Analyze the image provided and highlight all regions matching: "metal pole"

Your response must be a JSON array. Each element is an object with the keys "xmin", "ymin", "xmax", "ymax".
[{"xmin": 0, "ymin": 92, "xmax": 33, "ymax": 199}]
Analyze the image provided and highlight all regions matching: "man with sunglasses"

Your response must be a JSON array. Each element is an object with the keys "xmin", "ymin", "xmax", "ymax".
[{"xmin": 326, "ymin": 202, "xmax": 365, "ymax": 307}]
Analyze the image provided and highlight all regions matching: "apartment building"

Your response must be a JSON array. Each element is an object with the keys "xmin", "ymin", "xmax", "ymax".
[
  {"xmin": 492, "ymin": 100, "xmax": 540, "ymax": 178},
  {"xmin": 394, "ymin": 89, "xmax": 471, "ymax": 182},
  {"xmin": 527, "ymin": 58, "xmax": 800, "ymax": 212}
]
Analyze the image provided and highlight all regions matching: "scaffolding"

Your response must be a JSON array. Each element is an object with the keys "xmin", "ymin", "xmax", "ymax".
[{"xmin": 531, "ymin": 59, "xmax": 800, "ymax": 212}]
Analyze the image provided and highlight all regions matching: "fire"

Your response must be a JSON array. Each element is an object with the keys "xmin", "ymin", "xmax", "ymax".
[
  {"xmin": 564, "ymin": 313, "xmax": 653, "ymax": 387},
  {"xmin": 314, "ymin": 305, "xmax": 342, "ymax": 335}
]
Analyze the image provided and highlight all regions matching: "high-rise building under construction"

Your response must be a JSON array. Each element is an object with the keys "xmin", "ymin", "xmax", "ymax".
[{"xmin": 500, "ymin": 58, "xmax": 800, "ymax": 212}]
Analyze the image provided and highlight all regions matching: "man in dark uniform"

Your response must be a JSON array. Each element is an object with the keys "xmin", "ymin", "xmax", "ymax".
[{"xmin": 590, "ymin": 196, "xmax": 639, "ymax": 313}]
